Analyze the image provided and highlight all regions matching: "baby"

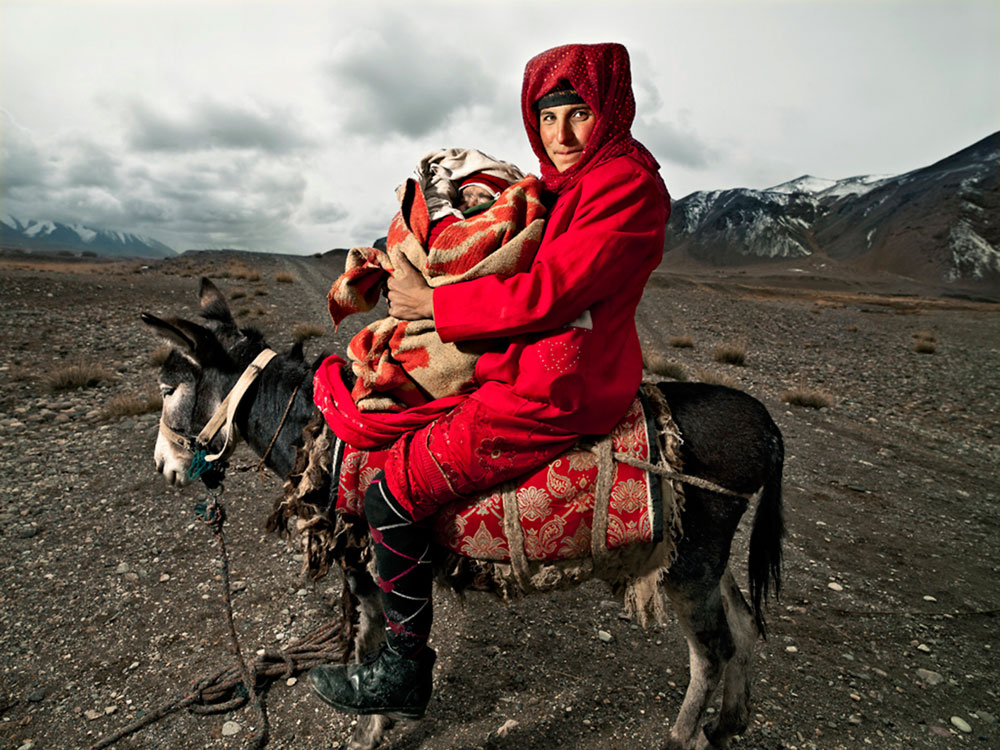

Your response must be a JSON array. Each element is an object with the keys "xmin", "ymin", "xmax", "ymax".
[
  {"xmin": 328, "ymin": 148, "xmax": 546, "ymax": 412},
  {"xmin": 427, "ymin": 171, "xmax": 514, "ymax": 247}
]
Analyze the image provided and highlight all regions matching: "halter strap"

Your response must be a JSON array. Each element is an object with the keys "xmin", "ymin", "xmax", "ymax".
[
  {"xmin": 199, "ymin": 349, "xmax": 277, "ymax": 462},
  {"xmin": 157, "ymin": 349, "xmax": 277, "ymax": 464}
]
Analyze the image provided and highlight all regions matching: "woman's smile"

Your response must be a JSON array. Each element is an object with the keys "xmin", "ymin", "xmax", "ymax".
[{"xmin": 539, "ymin": 103, "xmax": 595, "ymax": 172}]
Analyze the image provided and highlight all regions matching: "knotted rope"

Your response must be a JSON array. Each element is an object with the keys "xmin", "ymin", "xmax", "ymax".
[{"xmin": 88, "ymin": 489, "xmax": 352, "ymax": 750}]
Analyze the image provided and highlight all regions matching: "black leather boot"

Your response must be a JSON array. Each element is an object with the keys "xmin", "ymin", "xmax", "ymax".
[{"xmin": 308, "ymin": 644, "xmax": 436, "ymax": 719}]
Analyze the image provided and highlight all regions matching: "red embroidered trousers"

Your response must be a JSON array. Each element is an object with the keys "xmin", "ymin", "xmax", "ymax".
[{"xmin": 382, "ymin": 395, "xmax": 580, "ymax": 522}]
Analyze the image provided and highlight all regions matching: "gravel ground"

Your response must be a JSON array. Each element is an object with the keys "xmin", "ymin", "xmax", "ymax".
[{"xmin": 1, "ymin": 252, "xmax": 997, "ymax": 750}]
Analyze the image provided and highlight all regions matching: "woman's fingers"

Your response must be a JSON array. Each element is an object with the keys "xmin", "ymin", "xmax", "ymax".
[{"xmin": 387, "ymin": 254, "xmax": 434, "ymax": 320}]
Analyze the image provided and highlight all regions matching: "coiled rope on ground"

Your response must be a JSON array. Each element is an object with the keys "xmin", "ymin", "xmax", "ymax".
[{"xmin": 88, "ymin": 493, "xmax": 352, "ymax": 750}]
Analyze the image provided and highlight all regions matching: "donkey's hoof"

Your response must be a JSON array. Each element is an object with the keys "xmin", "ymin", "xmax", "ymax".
[{"xmin": 695, "ymin": 724, "xmax": 727, "ymax": 750}]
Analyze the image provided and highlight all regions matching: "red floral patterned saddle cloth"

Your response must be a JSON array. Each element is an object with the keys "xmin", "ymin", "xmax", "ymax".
[{"xmin": 331, "ymin": 390, "xmax": 667, "ymax": 563}]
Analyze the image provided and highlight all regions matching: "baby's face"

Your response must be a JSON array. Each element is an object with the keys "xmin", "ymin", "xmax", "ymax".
[{"xmin": 459, "ymin": 185, "xmax": 495, "ymax": 211}]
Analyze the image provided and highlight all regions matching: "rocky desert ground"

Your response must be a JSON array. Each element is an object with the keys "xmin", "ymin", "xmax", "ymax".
[{"xmin": 1, "ymin": 250, "xmax": 997, "ymax": 750}]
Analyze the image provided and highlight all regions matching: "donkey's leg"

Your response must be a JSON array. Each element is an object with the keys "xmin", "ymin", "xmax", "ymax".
[
  {"xmin": 662, "ymin": 573, "xmax": 733, "ymax": 750},
  {"xmin": 657, "ymin": 472, "xmax": 751, "ymax": 750},
  {"xmin": 343, "ymin": 571, "xmax": 396, "ymax": 750},
  {"xmin": 699, "ymin": 568, "xmax": 756, "ymax": 749}
]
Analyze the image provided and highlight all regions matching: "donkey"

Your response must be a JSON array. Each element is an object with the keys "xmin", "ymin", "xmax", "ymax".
[{"xmin": 142, "ymin": 278, "xmax": 784, "ymax": 750}]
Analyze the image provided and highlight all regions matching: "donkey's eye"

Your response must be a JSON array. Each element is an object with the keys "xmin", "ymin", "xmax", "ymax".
[{"xmin": 159, "ymin": 384, "xmax": 176, "ymax": 397}]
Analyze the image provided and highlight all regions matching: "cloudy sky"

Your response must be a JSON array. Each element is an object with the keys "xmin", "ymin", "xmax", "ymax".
[{"xmin": 2, "ymin": 0, "xmax": 997, "ymax": 254}]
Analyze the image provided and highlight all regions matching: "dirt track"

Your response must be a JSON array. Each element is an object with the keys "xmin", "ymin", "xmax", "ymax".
[{"xmin": 1, "ymin": 251, "xmax": 997, "ymax": 749}]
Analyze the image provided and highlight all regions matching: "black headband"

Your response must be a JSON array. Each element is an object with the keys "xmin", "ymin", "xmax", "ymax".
[{"xmin": 535, "ymin": 85, "xmax": 585, "ymax": 112}]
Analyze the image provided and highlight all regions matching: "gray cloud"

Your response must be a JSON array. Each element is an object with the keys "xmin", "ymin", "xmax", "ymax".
[
  {"xmin": 326, "ymin": 29, "xmax": 499, "ymax": 139},
  {"xmin": 302, "ymin": 201, "xmax": 349, "ymax": 225},
  {"xmin": 125, "ymin": 99, "xmax": 315, "ymax": 154},
  {"xmin": 1, "ymin": 111, "xmax": 53, "ymax": 191},
  {"xmin": 636, "ymin": 116, "xmax": 720, "ymax": 170},
  {"xmin": 59, "ymin": 138, "xmax": 122, "ymax": 189}
]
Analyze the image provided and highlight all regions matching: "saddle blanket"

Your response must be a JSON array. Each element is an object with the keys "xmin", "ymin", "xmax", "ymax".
[{"xmin": 331, "ymin": 393, "xmax": 665, "ymax": 562}]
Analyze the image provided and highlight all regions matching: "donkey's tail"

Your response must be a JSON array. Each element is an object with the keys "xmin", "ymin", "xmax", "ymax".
[{"xmin": 747, "ymin": 424, "xmax": 785, "ymax": 637}]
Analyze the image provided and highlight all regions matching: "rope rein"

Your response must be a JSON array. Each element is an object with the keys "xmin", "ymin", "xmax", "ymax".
[
  {"xmin": 88, "ymin": 487, "xmax": 351, "ymax": 750},
  {"xmin": 255, "ymin": 382, "xmax": 302, "ymax": 477}
]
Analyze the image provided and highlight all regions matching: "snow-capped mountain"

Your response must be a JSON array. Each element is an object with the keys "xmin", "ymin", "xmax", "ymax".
[
  {"xmin": 664, "ymin": 132, "xmax": 999, "ymax": 286},
  {"xmin": 0, "ymin": 217, "xmax": 176, "ymax": 258}
]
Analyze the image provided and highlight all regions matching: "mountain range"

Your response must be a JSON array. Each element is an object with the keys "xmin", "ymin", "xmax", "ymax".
[
  {"xmin": 0, "ymin": 217, "xmax": 176, "ymax": 259},
  {"xmin": 3, "ymin": 133, "xmax": 996, "ymax": 287},
  {"xmin": 663, "ymin": 131, "xmax": 999, "ymax": 288}
]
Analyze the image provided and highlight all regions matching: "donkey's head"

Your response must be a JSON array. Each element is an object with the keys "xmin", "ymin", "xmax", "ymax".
[{"xmin": 142, "ymin": 278, "xmax": 267, "ymax": 485}]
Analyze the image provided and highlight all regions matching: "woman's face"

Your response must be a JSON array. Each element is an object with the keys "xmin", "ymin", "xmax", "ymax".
[{"xmin": 538, "ymin": 103, "xmax": 596, "ymax": 172}]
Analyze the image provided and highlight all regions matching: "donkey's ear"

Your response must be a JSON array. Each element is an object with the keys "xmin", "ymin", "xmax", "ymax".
[
  {"xmin": 198, "ymin": 278, "xmax": 236, "ymax": 328},
  {"xmin": 141, "ymin": 313, "xmax": 217, "ymax": 365},
  {"xmin": 141, "ymin": 313, "xmax": 198, "ymax": 354}
]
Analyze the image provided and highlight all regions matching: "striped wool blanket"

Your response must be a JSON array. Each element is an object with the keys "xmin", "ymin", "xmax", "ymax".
[{"xmin": 327, "ymin": 175, "xmax": 547, "ymax": 412}]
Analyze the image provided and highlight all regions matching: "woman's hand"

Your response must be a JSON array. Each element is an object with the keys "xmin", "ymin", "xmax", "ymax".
[{"xmin": 387, "ymin": 254, "xmax": 434, "ymax": 320}]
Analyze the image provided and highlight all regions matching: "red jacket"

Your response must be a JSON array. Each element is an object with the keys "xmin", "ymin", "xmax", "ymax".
[{"xmin": 433, "ymin": 153, "xmax": 668, "ymax": 434}]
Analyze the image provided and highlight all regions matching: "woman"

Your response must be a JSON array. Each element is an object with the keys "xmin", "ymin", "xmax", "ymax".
[{"xmin": 309, "ymin": 42, "xmax": 670, "ymax": 719}]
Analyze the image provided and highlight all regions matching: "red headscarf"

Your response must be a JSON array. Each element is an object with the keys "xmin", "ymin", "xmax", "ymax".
[{"xmin": 521, "ymin": 43, "xmax": 669, "ymax": 207}]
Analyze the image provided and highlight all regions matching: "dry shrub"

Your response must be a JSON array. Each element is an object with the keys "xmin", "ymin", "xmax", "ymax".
[
  {"xmin": 45, "ymin": 362, "xmax": 115, "ymax": 392},
  {"xmin": 643, "ymin": 350, "xmax": 686, "ymax": 380},
  {"xmin": 292, "ymin": 322, "xmax": 326, "ymax": 343},
  {"xmin": 229, "ymin": 288, "xmax": 248, "ymax": 300},
  {"xmin": 913, "ymin": 341, "xmax": 936, "ymax": 354},
  {"xmin": 101, "ymin": 391, "xmax": 162, "ymax": 420},
  {"xmin": 694, "ymin": 368, "xmax": 739, "ymax": 389},
  {"xmin": 149, "ymin": 345, "xmax": 172, "ymax": 367},
  {"xmin": 236, "ymin": 306, "xmax": 268, "ymax": 320},
  {"xmin": 5, "ymin": 365, "xmax": 36, "ymax": 383},
  {"xmin": 668, "ymin": 335, "xmax": 695, "ymax": 349},
  {"xmin": 218, "ymin": 263, "xmax": 261, "ymax": 282},
  {"xmin": 781, "ymin": 389, "xmax": 833, "ymax": 409},
  {"xmin": 254, "ymin": 289, "xmax": 269, "ymax": 297},
  {"xmin": 713, "ymin": 345, "xmax": 747, "ymax": 366},
  {"xmin": 913, "ymin": 330, "xmax": 936, "ymax": 342},
  {"xmin": 275, "ymin": 271, "xmax": 295, "ymax": 284}
]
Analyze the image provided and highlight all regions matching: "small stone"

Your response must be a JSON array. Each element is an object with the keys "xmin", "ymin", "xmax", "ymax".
[
  {"xmin": 222, "ymin": 720, "xmax": 242, "ymax": 736},
  {"xmin": 115, "ymin": 562, "xmax": 130, "ymax": 574},
  {"xmin": 923, "ymin": 595, "xmax": 937, "ymax": 602},
  {"xmin": 950, "ymin": 716, "xmax": 972, "ymax": 733},
  {"xmin": 286, "ymin": 677, "xmax": 297, "ymax": 687},
  {"xmin": 84, "ymin": 709, "xmax": 103, "ymax": 720},
  {"xmin": 27, "ymin": 689, "xmax": 45, "ymax": 703},
  {"xmin": 847, "ymin": 714, "xmax": 862, "ymax": 725},
  {"xmin": 785, "ymin": 646, "xmax": 798, "ymax": 653},
  {"xmin": 827, "ymin": 582, "xmax": 844, "ymax": 592},
  {"xmin": 159, "ymin": 573, "xmax": 170, "ymax": 582},
  {"xmin": 296, "ymin": 588, "xmax": 308, "ymax": 596},
  {"xmin": 104, "ymin": 705, "xmax": 117, "ymax": 715},
  {"xmin": 597, "ymin": 630, "xmax": 613, "ymax": 643},
  {"xmin": 917, "ymin": 643, "xmax": 932, "ymax": 653},
  {"xmin": 978, "ymin": 710, "xmax": 995, "ymax": 723},
  {"xmin": 17, "ymin": 741, "xmax": 33, "ymax": 750},
  {"xmin": 494, "ymin": 719, "xmax": 519, "ymax": 738},
  {"xmin": 915, "ymin": 668, "xmax": 944, "ymax": 686},
  {"xmin": 232, "ymin": 580, "xmax": 247, "ymax": 592},
  {"xmin": 124, "ymin": 572, "xmax": 139, "ymax": 583}
]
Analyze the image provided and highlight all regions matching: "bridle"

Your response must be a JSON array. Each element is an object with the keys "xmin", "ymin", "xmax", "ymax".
[{"xmin": 158, "ymin": 348, "xmax": 278, "ymax": 484}]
